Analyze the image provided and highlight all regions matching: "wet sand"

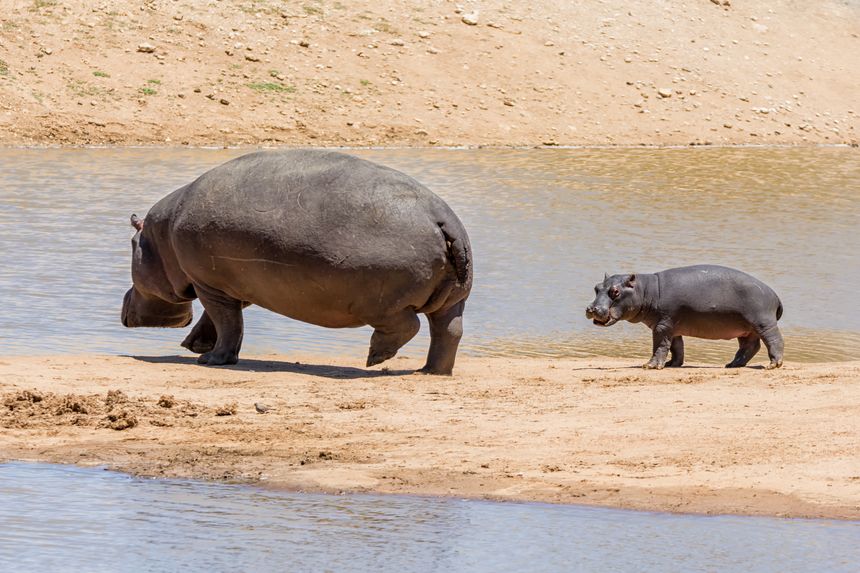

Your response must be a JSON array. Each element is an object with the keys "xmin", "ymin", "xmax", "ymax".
[{"xmin": 1, "ymin": 354, "xmax": 857, "ymax": 519}]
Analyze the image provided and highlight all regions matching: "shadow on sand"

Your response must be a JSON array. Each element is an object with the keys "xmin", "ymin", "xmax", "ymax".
[{"xmin": 129, "ymin": 354, "xmax": 417, "ymax": 380}]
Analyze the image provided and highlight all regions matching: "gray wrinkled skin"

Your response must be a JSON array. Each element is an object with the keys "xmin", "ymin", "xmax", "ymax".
[
  {"xmin": 122, "ymin": 150, "xmax": 472, "ymax": 375},
  {"xmin": 586, "ymin": 265, "xmax": 784, "ymax": 369}
]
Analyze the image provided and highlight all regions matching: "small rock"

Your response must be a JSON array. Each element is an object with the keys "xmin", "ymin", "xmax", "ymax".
[
  {"xmin": 298, "ymin": 40, "xmax": 310, "ymax": 48},
  {"xmin": 390, "ymin": 39, "xmax": 405, "ymax": 46},
  {"xmin": 219, "ymin": 98, "xmax": 230, "ymax": 105},
  {"xmin": 461, "ymin": 12, "xmax": 479, "ymax": 26},
  {"xmin": 137, "ymin": 42, "xmax": 156, "ymax": 53},
  {"xmin": 245, "ymin": 54, "xmax": 260, "ymax": 62},
  {"xmin": 418, "ymin": 31, "xmax": 431, "ymax": 39},
  {"xmin": 657, "ymin": 88, "xmax": 673, "ymax": 98},
  {"xmin": 723, "ymin": 122, "xmax": 733, "ymax": 128},
  {"xmin": 157, "ymin": 395, "xmax": 176, "ymax": 408},
  {"xmin": 426, "ymin": 46, "xmax": 439, "ymax": 54},
  {"xmin": 503, "ymin": 98, "xmax": 515, "ymax": 107}
]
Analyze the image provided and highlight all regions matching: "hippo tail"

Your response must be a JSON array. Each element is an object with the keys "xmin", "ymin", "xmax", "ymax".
[
  {"xmin": 776, "ymin": 298, "xmax": 783, "ymax": 321},
  {"xmin": 438, "ymin": 220, "xmax": 472, "ymax": 289},
  {"xmin": 418, "ymin": 217, "xmax": 472, "ymax": 315}
]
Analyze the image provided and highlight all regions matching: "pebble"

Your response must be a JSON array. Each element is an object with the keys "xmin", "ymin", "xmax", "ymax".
[
  {"xmin": 461, "ymin": 12, "xmax": 479, "ymax": 26},
  {"xmin": 137, "ymin": 42, "xmax": 155, "ymax": 53},
  {"xmin": 390, "ymin": 39, "xmax": 405, "ymax": 46},
  {"xmin": 417, "ymin": 31, "xmax": 431, "ymax": 39},
  {"xmin": 657, "ymin": 88, "xmax": 673, "ymax": 98},
  {"xmin": 299, "ymin": 40, "xmax": 310, "ymax": 48}
]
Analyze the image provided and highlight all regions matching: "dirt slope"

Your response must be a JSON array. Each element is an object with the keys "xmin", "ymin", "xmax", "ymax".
[{"xmin": 1, "ymin": 0, "xmax": 858, "ymax": 146}]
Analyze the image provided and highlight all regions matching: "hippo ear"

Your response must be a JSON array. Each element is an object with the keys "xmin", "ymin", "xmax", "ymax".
[
  {"xmin": 130, "ymin": 214, "xmax": 144, "ymax": 232},
  {"xmin": 604, "ymin": 272, "xmax": 609, "ymax": 282},
  {"xmin": 625, "ymin": 274, "xmax": 636, "ymax": 288}
]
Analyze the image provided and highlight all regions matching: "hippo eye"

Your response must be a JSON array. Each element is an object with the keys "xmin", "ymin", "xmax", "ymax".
[{"xmin": 609, "ymin": 286, "xmax": 620, "ymax": 299}]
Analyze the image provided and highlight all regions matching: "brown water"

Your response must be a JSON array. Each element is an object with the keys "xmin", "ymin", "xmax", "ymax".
[{"xmin": 0, "ymin": 147, "xmax": 858, "ymax": 364}]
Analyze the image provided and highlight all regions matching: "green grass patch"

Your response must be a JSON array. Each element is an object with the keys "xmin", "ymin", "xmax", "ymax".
[
  {"xmin": 373, "ymin": 20, "xmax": 398, "ymax": 35},
  {"xmin": 248, "ymin": 82, "xmax": 295, "ymax": 93},
  {"xmin": 0, "ymin": 59, "xmax": 8, "ymax": 76},
  {"xmin": 68, "ymin": 80, "xmax": 103, "ymax": 97},
  {"xmin": 30, "ymin": 0, "xmax": 57, "ymax": 11},
  {"xmin": 360, "ymin": 79, "xmax": 371, "ymax": 86},
  {"xmin": 303, "ymin": 5, "xmax": 322, "ymax": 15},
  {"xmin": 93, "ymin": 70, "xmax": 110, "ymax": 78},
  {"xmin": 139, "ymin": 87, "xmax": 157, "ymax": 96},
  {"xmin": 147, "ymin": 79, "xmax": 161, "ymax": 85}
]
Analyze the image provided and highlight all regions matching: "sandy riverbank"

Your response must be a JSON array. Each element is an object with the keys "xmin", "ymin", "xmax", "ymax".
[
  {"xmin": 1, "ymin": 0, "xmax": 858, "ymax": 147},
  {"xmin": 1, "ymin": 354, "xmax": 857, "ymax": 519}
]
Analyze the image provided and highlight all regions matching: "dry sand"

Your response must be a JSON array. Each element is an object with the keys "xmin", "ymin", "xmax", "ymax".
[
  {"xmin": 1, "ymin": 0, "xmax": 858, "ymax": 147},
  {"xmin": 1, "ymin": 354, "xmax": 858, "ymax": 519}
]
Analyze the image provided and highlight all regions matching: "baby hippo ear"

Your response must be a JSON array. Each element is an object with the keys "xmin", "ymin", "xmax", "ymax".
[
  {"xmin": 604, "ymin": 272, "xmax": 609, "ymax": 282},
  {"xmin": 130, "ymin": 214, "xmax": 144, "ymax": 232},
  {"xmin": 625, "ymin": 274, "xmax": 636, "ymax": 288}
]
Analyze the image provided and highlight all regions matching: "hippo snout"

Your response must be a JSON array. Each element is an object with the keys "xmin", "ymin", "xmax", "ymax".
[{"xmin": 586, "ymin": 304, "xmax": 614, "ymax": 326}]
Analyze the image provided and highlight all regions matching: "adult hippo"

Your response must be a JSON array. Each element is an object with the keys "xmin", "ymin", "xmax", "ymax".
[
  {"xmin": 586, "ymin": 265, "xmax": 784, "ymax": 369},
  {"xmin": 121, "ymin": 150, "xmax": 472, "ymax": 374}
]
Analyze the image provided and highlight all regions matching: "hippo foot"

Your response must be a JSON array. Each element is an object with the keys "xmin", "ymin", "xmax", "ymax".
[
  {"xmin": 366, "ymin": 349, "xmax": 397, "ymax": 368},
  {"xmin": 417, "ymin": 364, "xmax": 454, "ymax": 376},
  {"xmin": 665, "ymin": 359, "xmax": 684, "ymax": 368},
  {"xmin": 643, "ymin": 361, "xmax": 665, "ymax": 370},
  {"xmin": 181, "ymin": 336, "xmax": 216, "ymax": 354},
  {"xmin": 766, "ymin": 359, "xmax": 783, "ymax": 370},
  {"xmin": 725, "ymin": 361, "xmax": 746, "ymax": 368},
  {"xmin": 197, "ymin": 351, "xmax": 239, "ymax": 366}
]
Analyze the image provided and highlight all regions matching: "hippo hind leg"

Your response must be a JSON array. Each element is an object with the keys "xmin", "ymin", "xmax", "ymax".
[
  {"xmin": 726, "ymin": 335, "xmax": 761, "ymax": 368},
  {"xmin": 757, "ymin": 322, "xmax": 784, "ymax": 369},
  {"xmin": 419, "ymin": 300, "xmax": 465, "ymax": 376},
  {"xmin": 366, "ymin": 309, "xmax": 421, "ymax": 368},
  {"xmin": 195, "ymin": 286, "xmax": 245, "ymax": 366},
  {"xmin": 666, "ymin": 336, "xmax": 684, "ymax": 367}
]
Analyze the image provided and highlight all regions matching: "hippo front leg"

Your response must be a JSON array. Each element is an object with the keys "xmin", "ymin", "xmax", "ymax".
[
  {"xmin": 644, "ymin": 321, "xmax": 674, "ymax": 369},
  {"xmin": 420, "ymin": 300, "xmax": 465, "ymax": 375},
  {"xmin": 195, "ymin": 285, "xmax": 244, "ymax": 366}
]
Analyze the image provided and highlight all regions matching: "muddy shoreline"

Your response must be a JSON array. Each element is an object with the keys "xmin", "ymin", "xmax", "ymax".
[{"xmin": 2, "ymin": 354, "xmax": 858, "ymax": 520}]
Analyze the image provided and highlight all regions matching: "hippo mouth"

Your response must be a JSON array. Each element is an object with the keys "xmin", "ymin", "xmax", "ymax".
[{"xmin": 592, "ymin": 316, "xmax": 618, "ymax": 327}]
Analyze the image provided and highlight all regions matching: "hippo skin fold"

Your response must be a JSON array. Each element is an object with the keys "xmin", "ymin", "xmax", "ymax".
[
  {"xmin": 586, "ymin": 265, "xmax": 784, "ymax": 369},
  {"xmin": 122, "ymin": 150, "xmax": 472, "ymax": 375}
]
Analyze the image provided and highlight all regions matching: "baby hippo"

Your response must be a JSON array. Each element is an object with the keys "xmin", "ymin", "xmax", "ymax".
[{"xmin": 586, "ymin": 265, "xmax": 784, "ymax": 369}]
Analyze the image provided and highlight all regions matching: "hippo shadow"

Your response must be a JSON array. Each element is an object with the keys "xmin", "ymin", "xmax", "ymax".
[
  {"xmin": 128, "ymin": 355, "xmax": 415, "ymax": 379},
  {"xmin": 565, "ymin": 363, "xmax": 754, "ymax": 371}
]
